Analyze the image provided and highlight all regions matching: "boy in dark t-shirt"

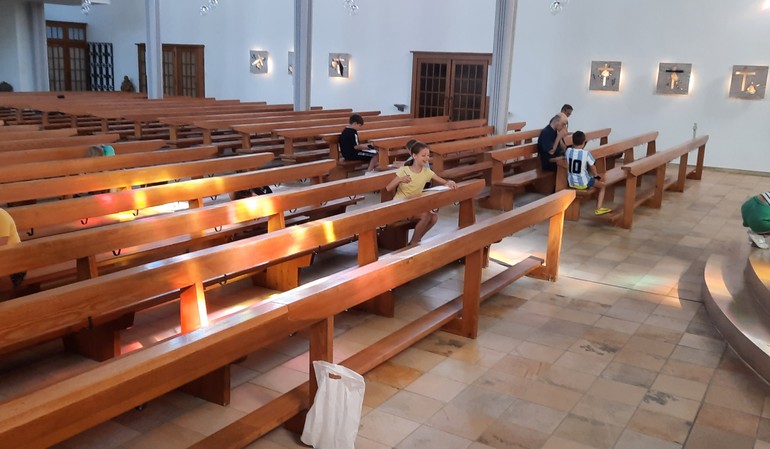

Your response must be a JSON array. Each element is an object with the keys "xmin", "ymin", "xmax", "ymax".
[{"xmin": 340, "ymin": 114, "xmax": 378, "ymax": 172}]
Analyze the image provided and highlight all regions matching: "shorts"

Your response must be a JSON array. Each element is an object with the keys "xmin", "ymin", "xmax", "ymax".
[
  {"xmin": 569, "ymin": 177, "xmax": 595, "ymax": 190},
  {"xmin": 342, "ymin": 151, "xmax": 375, "ymax": 162},
  {"xmin": 742, "ymin": 196, "xmax": 770, "ymax": 233}
]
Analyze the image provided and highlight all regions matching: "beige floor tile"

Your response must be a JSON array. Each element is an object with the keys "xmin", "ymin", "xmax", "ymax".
[
  {"xmin": 358, "ymin": 410, "xmax": 420, "ymax": 447},
  {"xmin": 650, "ymin": 374, "xmax": 708, "ymax": 401},
  {"xmin": 669, "ymin": 346, "xmax": 724, "ymax": 368},
  {"xmin": 513, "ymin": 341, "xmax": 565, "ymax": 364},
  {"xmin": 624, "ymin": 335, "xmax": 676, "ymax": 358},
  {"xmin": 639, "ymin": 390, "xmax": 701, "ymax": 422},
  {"xmin": 696, "ymin": 402, "xmax": 759, "ymax": 437},
  {"xmin": 396, "ymin": 425, "xmax": 473, "ymax": 449},
  {"xmin": 355, "ymin": 436, "xmax": 392, "ymax": 449},
  {"xmin": 540, "ymin": 364, "xmax": 597, "ymax": 392},
  {"xmin": 390, "ymin": 347, "xmax": 448, "ymax": 373},
  {"xmin": 678, "ymin": 333, "xmax": 725, "ymax": 353},
  {"xmin": 587, "ymin": 378, "xmax": 647, "ymax": 406},
  {"xmin": 429, "ymin": 357, "xmax": 487, "ymax": 384},
  {"xmin": 405, "ymin": 372, "xmax": 467, "ymax": 402},
  {"xmin": 541, "ymin": 435, "xmax": 601, "ymax": 449},
  {"xmin": 600, "ymin": 361, "xmax": 658, "ymax": 388},
  {"xmin": 627, "ymin": 408, "xmax": 691, "ymax": 446},
  {"xmin": 378, "ymin": 390, "xmax": 444, "ymax": 423},
  {"xmin": 613, "ymin": 429, "xmax": 682, "ymax": 449},
  {"xmin": 478, "ymin": 420, "xmax": 550, "ymax": 449},
  {"xmin": 683, "ymin": 423, "xmax": 756, "ymax": 449},
  {"xmin": 554, "ymin": 350, "xmax": 611, "ymax": 376},
  {"xmin": 427, "ymin": 403, "xmax": 497, "ymax": 440},
  {"xmin": 704, "ymin": 385, "xmax": 765, "ymax": 415},
  {"xmin": 172, "ymin": 402, "xmax": 246, "ymax": 436},
  {"xmin": 120, "ymin": 423, "xmax": 205, "ymax": 449},
  {"xmin": 553, "ymin": 414, "xmax": 624, "ymax": 449},
  {"xmin": 512, "ymin": 380, "xmax": 583, "ymax": 412},
  {"xmin": 249, "ymin": 366, "xmax": 307, "ymax": 394},
  {"xmin": 363, "ymin": 380, "xmax": 399, "ymax": 409},
  {"xmin": 570, "ymin": 394, "xmax": 637, "ymax": 427},
  {"xmin": 659, "ymin": 359, "xmax": 715, "ymax": 384},
  {"xmin": 613, "ymin": 347, "xmax": 667, "ymax": 371},
  {"xmin": 365, "ymin": 362, "xmax": 423, "ymax": 389},
  {"xmin": 491, "ymin": 354, "xmax": 551, "ymax": 380},
  {"xmin": 499, "ymin": 399, "xmax": 567, "ymax": 434}
]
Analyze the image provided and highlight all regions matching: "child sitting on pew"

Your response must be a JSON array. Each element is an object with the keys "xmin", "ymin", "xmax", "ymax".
[
  {"xmin": 0, "ymin": 208, "xmax": 26, "ymax": 288},
  {"xmin": 386, "ymin": 141, "xmax": 456, "ymax": 246},
  {"xmin": 565, "ymin": 131, "xmax": 612, "ymax": 216},
  {"xmin": 340, "ymin": 114, "xmax": 378, "ymax": 172}
]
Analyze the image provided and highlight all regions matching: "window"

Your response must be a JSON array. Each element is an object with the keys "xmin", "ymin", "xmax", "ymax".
[{"xmin": 137, "ymin": 44, "xmax": 205, "ymax": 98}]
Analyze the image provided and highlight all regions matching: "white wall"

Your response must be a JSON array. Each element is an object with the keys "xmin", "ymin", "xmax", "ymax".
[
  {"xmin": 0, "ymin": 0, "xmax": 39, "ymax": 91},
  {"xmin": 35, "ymin": 0, "xmax": 770, "ymax": 171},
  {"xmin": 509, "ymin": 0, "xmax": 770, "ymax": 171}
]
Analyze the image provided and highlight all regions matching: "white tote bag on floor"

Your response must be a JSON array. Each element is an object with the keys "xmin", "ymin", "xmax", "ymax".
[{"xmin": 300, "ymin": 361, "xmax": 366, "ymax": 449}]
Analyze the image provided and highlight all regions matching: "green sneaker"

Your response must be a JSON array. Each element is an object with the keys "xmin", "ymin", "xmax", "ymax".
[{"xmin": 594, "ymin": 207, "xmax": 612, "ymax": 216}]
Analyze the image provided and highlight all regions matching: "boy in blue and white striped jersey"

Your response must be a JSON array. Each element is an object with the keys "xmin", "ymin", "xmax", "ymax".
[{"xmin": 565, "ymin": 131, "xmax": 611, "ymax": 216}]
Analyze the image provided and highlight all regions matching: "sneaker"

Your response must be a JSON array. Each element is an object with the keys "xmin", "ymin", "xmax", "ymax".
[
  {"xmin": 594, "ymin": 207, "xmax": 612, "ymax": 216},
  {"xmin": 748, "ymin": 230, "xmax": 769, "ymax": 249}
]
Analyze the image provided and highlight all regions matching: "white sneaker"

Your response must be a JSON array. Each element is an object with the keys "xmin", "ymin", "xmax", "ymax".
[{"xmin": 748, "ymin": 230, "xmax": 769, "ymax": 249}]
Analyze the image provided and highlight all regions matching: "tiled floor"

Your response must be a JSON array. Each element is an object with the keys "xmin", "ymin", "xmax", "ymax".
[{"xmin": 19, "ymin": 167, "xmax": 770, "ymax": 448}]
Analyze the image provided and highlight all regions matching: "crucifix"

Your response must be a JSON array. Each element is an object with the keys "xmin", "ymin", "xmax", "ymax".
[
  {"xmin": 251, "ymin": 54, "xmax": 265, "ymax": 70},
  {"xmin": 597, "ymin": 64, "xmax": 614, "ymax": 87},
  {"xmin": 735, "ymin": 68, "xmax": 757, "ymax": 92},
  {"xmin": 665, "ymin": 66, "xmax": 684, "ymax": 90}
]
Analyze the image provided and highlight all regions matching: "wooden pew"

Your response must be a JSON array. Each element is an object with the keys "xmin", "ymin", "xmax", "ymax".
[
  {"xmin": 506, "ymin": 121, "xmax": 526, "ymax": 132},
  {"xmin": 0, "ymin": 127, "xmax": 78, "ymax": 142},
  {"xmin": 0, "ymin": 152, "xmax": 275, "ymax": 204},
  {"xmin": 370, "ymin": 125, "xmax": 495, "ymax": 169},
  {"xmin": 0, "ymin": 180, "xmax": 480, "ymax": 360},
  {"xmin": 481, "ymin": 128, "xmax": 611, "ymax": 210},
  {"xmin": 615, "ymin": 135, "xmax": 708, "ymax": 228},
  {"xmin": 275, "ymin": 116, "xmax": 447, "ymax": 161},
  {"xmin": 554, "ymin": 131, "xmax": 658, "ymax": 221},
  {"xmin": 0, "ymin": 172, "xmax": 397, "ymax": 296},
  {"xmin": 0, "ymin": 133, "xmax": 121, "ymax": 153},
  {"xmin": 0, "ymin": 189, "xmax": 574, "ymax": 449},
  {"xmin": 0, "ymin": 124, "xmax": 39, "ymax": 133},
  {"xmin": 8, "ymin": 159, "xmax": 337, "ymax": 239},
  {"xmin": 0, "ymin": 146, "xmax": 219, "ymax": 183},
  {"xmin": 323, "ymin": 119, "xmax": 488, "ymax": 180},
  {"xmin": 3, "ymin": 139, "xmax": 167, "ymax": 165},
  {"xmin": 425, "ymin": 129, "xmax": 542, "ymax": 186}
]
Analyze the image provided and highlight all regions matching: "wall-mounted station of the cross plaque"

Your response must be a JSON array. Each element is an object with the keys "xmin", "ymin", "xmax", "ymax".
[{"xmin": 656, "ymin": 63, "xmax": 692, "ymax": 95}]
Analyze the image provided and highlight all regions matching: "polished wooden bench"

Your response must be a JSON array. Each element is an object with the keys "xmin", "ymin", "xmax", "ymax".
[
  {"xmin": 4, "ymin": 139, "xmax": 166, "ymax": 165},
  {"xmin": 0, "ymin": 145, "xmax": 220, "ymax": 183},
  {"xmin": 274, "ymin": 116, "xmax": 440, "ymax": 159},
  {"xmin": 322, "ymin": 119, "xmax": 487, "ymax": 180},
  {"xmin": 0, "ymin": 152, "xmax": 275, "ymax": 204},
  {"xmin": 0, "ymin": 133, "xmax": 121, "ymax": 153},
  {"xmin": 481, "ymin": 128, "xmax": 611, "ymax": 210},
  {"xmin": 554, "ymin": 131, "xmax": 658, "ymax": 221},
  {"xmin": 370, "ymin": 125, "xmax": 495, "ymax": 169},
  {"xmin": 7, "ymin": 159, "xmax": 337, "ymax": 239},
  {"xmin": 0, "ymin": 188, "xmax": 574, "ymax": 449},
  {"xmin": 0, "ymin": 124, "xmax": 39, "ymax": 133},
  {"xmin": 0, "ymin": 127, "xmax": 78, "ymax": 142},
  {"xmin": 0, "ymin": 180, "xmax": 481, "ymax": 363},
  {"xmin": 614, "ymin": 135, "xmax": 709, "ymax": 228},
  {"xmin": 506, "ymin": 121, "xmax": 527, "ymax": 132}
]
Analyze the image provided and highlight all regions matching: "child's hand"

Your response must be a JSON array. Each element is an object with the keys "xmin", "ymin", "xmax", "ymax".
[
  {"xmin": 446, "ymin": 180, "xmax": 457, "ymax": 189},
  {"xmin": 400, "ymin": 175, "xmax": 411, "ymax": 184}
]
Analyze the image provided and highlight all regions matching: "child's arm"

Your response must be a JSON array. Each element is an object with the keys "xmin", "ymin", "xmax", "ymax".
[
  {"xmin": 431, "ymin": 174, "xmax": 457, "ymax": 189},
  {"xmin": 386, "ymin": 173, "xmax": 411, "ymax": 192}
]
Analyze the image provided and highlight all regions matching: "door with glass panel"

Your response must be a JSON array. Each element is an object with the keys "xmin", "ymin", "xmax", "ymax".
[
  {"xmin": 137, "ymin": 44, "xmax": 205, "ymax": 98},
  {"xmin": 46, "ymin": 21, "xmax": 90, "ymax": 91},
  {"xmin": 410, "ymin": 52, "xmax": 491, "ymax": 120}
]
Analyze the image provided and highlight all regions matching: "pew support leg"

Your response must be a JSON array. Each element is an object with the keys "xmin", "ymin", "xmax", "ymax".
[
  {"xmin": 62, "ymin": 313, "xmax": 135, "ymax": 361},
  {"xmin": 180, "ymin": 365, "xmax": 231, "ymax": 406},
  {"xmin": 528, "ymin": 212, "xmax": 565, "ymax": 281},
  {"xmin": 442, "ymin": 249, "xmax": 483, "ymax": 338}
]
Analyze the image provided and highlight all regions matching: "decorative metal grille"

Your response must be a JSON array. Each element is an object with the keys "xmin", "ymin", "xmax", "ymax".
[{"xmin": 88, "ymin": 42, "xmax": 114, "ymax": 91}]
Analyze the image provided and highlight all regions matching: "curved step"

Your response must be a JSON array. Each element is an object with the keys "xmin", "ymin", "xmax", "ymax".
[
  {"xmin": 703, "ymin": 239, "xmax": 770, "ymax": 384},
  {"xmin": 746, "ymin": 250, "xmax": 770, "ymax": 316}
]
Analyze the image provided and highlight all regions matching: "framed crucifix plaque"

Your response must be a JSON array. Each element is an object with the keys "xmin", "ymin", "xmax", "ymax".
[
  {"xmin": 656, "ymin": 63, "xmax": 692, "ymax": 95},
  {"xmin": 729, "ymin": 65, "xmax": 768, "ymax": 99},
  {"xmin": 589, "ymin": 61, "xmax": 621, "ymax": 92}
]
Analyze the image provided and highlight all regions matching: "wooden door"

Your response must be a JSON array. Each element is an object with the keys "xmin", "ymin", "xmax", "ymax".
[
  {"xmin": 137, "ymin": 44, "xmax": 205, "ymax": 98},
  {"xmin": 46, "ymin": 21, "xmax": 90, "ymax": 91},
  {"xmin": 411, "ymin": 52, "xmax": 491, "ymax": 120}
]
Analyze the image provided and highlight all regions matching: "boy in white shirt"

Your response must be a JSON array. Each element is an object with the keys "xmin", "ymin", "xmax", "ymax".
[{"xmin": 565, "ymin": 131, "xmax": 611, "ymax": 216}]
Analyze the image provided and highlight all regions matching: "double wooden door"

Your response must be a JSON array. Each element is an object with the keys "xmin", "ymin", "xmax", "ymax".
[
  {"xmin": 410, "ymin": 52, "xmax": 492, "ymax": 121},
  {"xmin": 137, "ymin": 44, "xmax": 205, "ymax": 98}
]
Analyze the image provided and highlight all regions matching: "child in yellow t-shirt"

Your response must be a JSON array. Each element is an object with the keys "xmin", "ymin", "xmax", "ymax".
[
  {"xmin": 385, "ymin": 142, "xmax": 456, "ymax": 246},
  {"xmin": 0, "ymin": 208, "xmax": 25, "ymax": 286}
]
